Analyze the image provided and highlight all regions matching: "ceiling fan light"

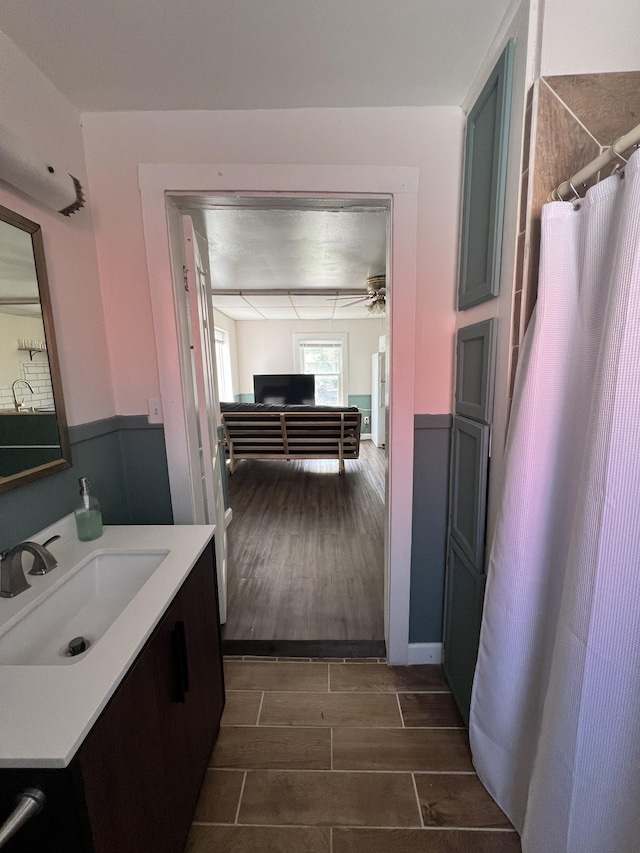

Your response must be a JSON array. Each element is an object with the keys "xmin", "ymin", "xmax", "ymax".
[
  {"xmin": 367, "ymin": 300, "xmax": 385, "ymax": 315},
  {"xmin": 366, "ymin": 274, "xmax": 385, "ymax": 297}
]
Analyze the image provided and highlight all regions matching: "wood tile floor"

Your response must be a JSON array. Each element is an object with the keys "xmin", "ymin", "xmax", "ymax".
[{"xmin": 185, "ymin": 659, "xmax": 522, "ymax": 852}]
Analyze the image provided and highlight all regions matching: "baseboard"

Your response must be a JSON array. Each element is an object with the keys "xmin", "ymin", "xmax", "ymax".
[{"xmin": 408, "ymin": 642, "xmax": 442, "ymax": 665}]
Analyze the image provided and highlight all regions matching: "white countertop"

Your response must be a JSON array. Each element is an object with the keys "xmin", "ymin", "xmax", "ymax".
[{"xmin": 0, "ymin": 516, "xmax": 215, "ymax": 768}]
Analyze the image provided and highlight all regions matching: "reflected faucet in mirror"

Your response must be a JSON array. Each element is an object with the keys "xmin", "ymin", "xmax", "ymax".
[{"xmin": 11, "ymin": 379, "xmax": 34, "ymax": 412}]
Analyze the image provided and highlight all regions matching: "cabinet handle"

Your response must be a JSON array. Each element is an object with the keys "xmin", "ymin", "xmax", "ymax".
[
  {"xmin": 176, "ymin": 621, "xmax": 190, "ymax": 694},
  {"xmin": 171, "ymin": 621, "xmax": 190, "ymax": 702},
  {"xmin": 171, "ymin": 625, "xmax": 186, "ymax": 703},
  {"xmin": 0, "ymin": 788, "xmax": 45, "ymax": 849}
]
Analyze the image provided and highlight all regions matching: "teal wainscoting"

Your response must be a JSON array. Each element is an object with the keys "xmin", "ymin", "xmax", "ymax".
[
  {"xmin": 409, "ymin": 414, "xmax": 452, "ymax": 643},
  {"xmin": 115, "ymin": 416, "xmax": 173, "ymax": 525},
  {"xmin": 0, "ymin": 416, "xmax": 172, "ymax": 551},
  {"xmin": 348, "ymin": 394, "xmax": 372, "ymax": 435}
]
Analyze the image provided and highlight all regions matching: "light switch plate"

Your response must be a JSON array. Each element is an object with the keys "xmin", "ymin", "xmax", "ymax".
[{"xmin": 147, "ymin": 397, "xmax": 163, "ymax": 424}]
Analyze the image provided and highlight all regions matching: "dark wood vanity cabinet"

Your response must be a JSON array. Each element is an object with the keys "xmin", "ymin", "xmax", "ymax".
[{"xmin": 0, "ymin": 542, "xmax": 225, "ymax": 853}]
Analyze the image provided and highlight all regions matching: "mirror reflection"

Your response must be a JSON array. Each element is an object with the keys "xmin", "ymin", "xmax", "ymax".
[{"xmin": 0, "ymin": 207, "xmax": 70, "ymax": 488}]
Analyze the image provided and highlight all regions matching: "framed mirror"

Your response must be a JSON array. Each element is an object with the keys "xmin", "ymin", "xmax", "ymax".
[{"xmin": 0, "ymin": 204, "xmax": 71, "ymax": 493}]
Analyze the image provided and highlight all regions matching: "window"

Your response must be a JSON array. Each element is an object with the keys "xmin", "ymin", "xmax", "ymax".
[
  {"xmin": 214, "ymin": 327, "xmax": 234, "ymax": 402},
  {"xmin": 294, "ymin": 334, "xmax": 348, "ymax": 406}
]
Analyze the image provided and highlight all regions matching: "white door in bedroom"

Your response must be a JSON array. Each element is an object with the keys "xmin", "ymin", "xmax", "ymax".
[{"xmin": 181, "ymin": 215, "xmax": 228, "ymax": 623}]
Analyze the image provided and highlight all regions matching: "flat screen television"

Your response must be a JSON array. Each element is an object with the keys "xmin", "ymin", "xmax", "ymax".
[{"xmin": 253, "ymin": 373, "xmax": 315, "ymax": 405}]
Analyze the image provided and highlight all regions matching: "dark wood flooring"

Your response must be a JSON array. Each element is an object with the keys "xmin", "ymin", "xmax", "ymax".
[{"xmin": 223, "ymin": 441, "xmax": 385, "ymax": 642}]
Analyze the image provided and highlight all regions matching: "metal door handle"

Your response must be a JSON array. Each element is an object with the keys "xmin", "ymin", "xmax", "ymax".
[{"xmin": 0, "ymin": 788, "xmax": 45, "ymax": 848}]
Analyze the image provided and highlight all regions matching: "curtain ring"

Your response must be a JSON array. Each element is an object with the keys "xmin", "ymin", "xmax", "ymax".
[
  {"xmin": 611, "ymin": 146, "xmax": 628, "ymax": 180},
  {"xmin": 612, "ymin": 139, "xmax": 629, "ymax": 168},
  {"xmin": 569, "ymin": 182, "xmax": 581, "ymax": 210}
]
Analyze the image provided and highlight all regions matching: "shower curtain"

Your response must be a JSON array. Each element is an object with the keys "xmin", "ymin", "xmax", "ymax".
[{"xmin": 469, "ymin": 148, "xmax": 640, "ymax": 853}]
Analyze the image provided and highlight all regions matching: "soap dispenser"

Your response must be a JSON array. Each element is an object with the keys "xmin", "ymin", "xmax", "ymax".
[{"xmin": 75, "ymin": 477, "xmax": 103, "ymax": 541}]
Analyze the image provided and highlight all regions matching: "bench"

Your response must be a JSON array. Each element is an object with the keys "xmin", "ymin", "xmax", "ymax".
[{"xmin": 220, "ymin": 404, "xmax": 362, "ymax": 475}]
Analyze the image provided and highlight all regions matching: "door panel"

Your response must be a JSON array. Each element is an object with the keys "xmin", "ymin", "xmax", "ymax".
[
  {"xmin": 457, "ymin": 40, "xmax": 514, "ymax": 309},
  {"xmin": 455, "ymin": 319, "xmax": 497, "ymax": 423},
  {"xmin": 445, "ymin": 315, "xmax": 497, "ymax": 718},
  {"xmin": 443, "ymin": 539, "xmax": 486, "ymax": 725},
  {"xmin": 449, "ymin": 416, "xmax": 490, "ymax": 569}
]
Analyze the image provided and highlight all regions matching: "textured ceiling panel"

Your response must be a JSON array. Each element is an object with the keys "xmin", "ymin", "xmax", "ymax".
[
  {"xmin": 290, "ymin": 295, "xmax": 339, "ymax": 307},
  {"xmin": 211, "ymin": 294, "xmax": 248, "ymax": 308},
  {"xmin": 204, "ymin": 208, "xmax": 387, "ymax": 293},
  {"xmin": 336, "ymin": 304, "xmax": 373, "ymax": 319},
  {"xmin": 256, "ymin": 306, "xmax": 300, "ymax": 320},
  {"xmin": 295, "ymin": 307, "xmax": 339, "ymax": 320},
  {"xmin": 242, "ymin": 294, "xmax": 294, "ymax": 307},
  {"xmin": 219, "ymin": 304, "xmax": 264, "ymax": 320},
  {"xmin": 201, "ymin": 201, "xmax": 386, "ymax": 320}
]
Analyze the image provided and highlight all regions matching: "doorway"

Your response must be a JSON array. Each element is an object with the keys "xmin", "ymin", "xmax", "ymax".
[
  {"xmin": 181, "ymin": 197, "xmax": 389, "ymax": 654},
  {"xmin": 139, "ymin": 163, "xmax": 418, "ymax": 665}
]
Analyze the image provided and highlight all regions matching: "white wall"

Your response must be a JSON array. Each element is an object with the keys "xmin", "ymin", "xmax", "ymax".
[
  {"xmin": 0, "ymin": 31, "xmax": 112, "ymax": 425},
  {"xmin": 81, "ymin": 106, "xmax": 464, "ymax": 416},
  {"xmin": 459, "ymin": 0, "xmax": 533, "ymax": 550},
  {"xmin": 212, "ymin": 309, "xmax": 239, "ymax": 399},
  {"xmin": 234, "ymin": 318, "xmax": 385, "ymax": 397},
  {"xmin": 0, "ymin": 313, "xmax": 45, "ymax": 388},
  {"xmin": 540, "ymin": 0, "xmax": 640, "ymax": 76}
]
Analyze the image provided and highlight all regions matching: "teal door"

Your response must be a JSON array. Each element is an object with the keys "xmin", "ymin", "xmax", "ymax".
[{"xmin": 444, "ymin": 320, "xmax": 497, "ymax": 723}]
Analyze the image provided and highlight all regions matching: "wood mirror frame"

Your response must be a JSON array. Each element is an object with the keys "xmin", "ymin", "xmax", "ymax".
[{"xmin": 0, "ymin": 204, "xmax": 71, "ymax": 493}]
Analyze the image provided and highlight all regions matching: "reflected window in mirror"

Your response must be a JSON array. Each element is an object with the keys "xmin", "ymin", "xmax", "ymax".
[{"xmin": 0, "ymin": 204, "xmax": 71, "ymax": 492}]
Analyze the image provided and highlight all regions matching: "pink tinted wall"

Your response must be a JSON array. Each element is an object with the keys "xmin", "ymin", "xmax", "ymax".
[
  {"xmin": 0, "ymin": 31, "xmax": 113, "ymax": 425},
  {"xmin": 81, "ymin": 106, "xmax": 464, "ymax": 415}
]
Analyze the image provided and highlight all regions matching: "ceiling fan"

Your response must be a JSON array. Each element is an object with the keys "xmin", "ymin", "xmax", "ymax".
[{"xmin": 330, "ymin": 275, "xmax": 386, "ymax": 314}]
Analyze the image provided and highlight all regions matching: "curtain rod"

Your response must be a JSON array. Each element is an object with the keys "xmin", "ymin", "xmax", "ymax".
[
  {"xmin": 210, "ymin": 289, "xmax": 363, "ymax": 297},
  {"xmin": 549, "ymin": 121, "xmax": 640, "ymax": 202}
]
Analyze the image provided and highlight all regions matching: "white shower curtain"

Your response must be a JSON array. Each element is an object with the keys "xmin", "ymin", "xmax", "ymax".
[{"xmin": 469, "ymin": 148, "xmax": 640, "ymax": 853}]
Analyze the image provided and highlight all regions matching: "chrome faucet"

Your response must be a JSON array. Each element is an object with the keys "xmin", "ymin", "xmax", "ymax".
[
  {"xmin": 11, "ymin": 379, "xmax": 34, "ymax": 412},
  {"xmin": 0, "ymin": 539, "xmax": 58, "ymax": 598}
]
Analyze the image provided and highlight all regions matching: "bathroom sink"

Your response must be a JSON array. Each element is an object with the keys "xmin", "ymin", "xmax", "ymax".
[{"xmin": 0, "ymin": 550, "xmax": 169, "ymax": 666}]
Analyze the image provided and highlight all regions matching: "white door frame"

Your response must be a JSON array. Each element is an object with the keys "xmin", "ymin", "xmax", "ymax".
[{"xmin": 139, "ymin": 163, "xmax": 419, "ymax": 665}]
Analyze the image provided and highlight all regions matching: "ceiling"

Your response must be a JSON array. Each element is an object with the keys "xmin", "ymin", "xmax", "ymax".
[
  {"xmin": 0, "ymin": 0, "xmax": 513, "ymax": 112},
  {"xmin": 199, "ymin": 204, "xmax": 387, "ymax": 321},
  {"xmin": 0, "ymin": 219, "xmax": 40, "ymax": 317},
  {"xmin": 212, "ymin": 292, "xmax": 381, "ymax": 322}
]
